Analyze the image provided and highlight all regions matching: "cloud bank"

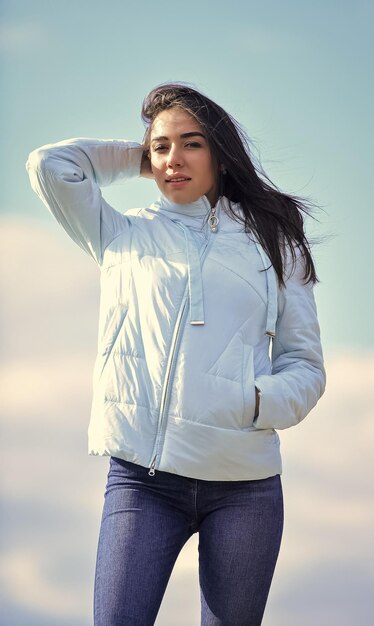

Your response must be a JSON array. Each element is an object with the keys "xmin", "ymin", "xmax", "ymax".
[{"xmin": 1, "ymin": 217, "xmax": 373, "ymax": 625}]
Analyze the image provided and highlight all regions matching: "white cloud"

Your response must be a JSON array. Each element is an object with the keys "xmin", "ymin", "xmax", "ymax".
[
  {"xmin": 1, "ymin": 216, "xmax": 373, "ymax": 625},
  {"xmin": 0, "ymin": 216, "xmax": 99, "ymax": 360},
  {"xmin": 0, "ymin": 21, "xmax": 51, "ymax": 53},
  {"xmin": 0, "ymin": 549, "xmax": 87, "ymax": 621}
]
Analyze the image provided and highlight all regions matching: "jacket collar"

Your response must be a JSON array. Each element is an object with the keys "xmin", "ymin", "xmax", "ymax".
[
  {"xmin": 150, "ymin": 193, "xmax": 212, "ymax": 218},
  {"xmin": 148, "ymin": 193, "xmax": 214, "ymax": 325},
  {"xmin": 147, "ymin": 194, "xmax": 278, "ymax": 336}
]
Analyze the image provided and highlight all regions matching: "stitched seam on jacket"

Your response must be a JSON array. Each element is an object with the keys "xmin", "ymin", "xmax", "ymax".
[
  {"xmin": 167, "ymin": 414, "xmax": 272, "ymax": 435},
  {"xmin": 205, "ymin": 372, "xmax": 241, "ymax": 384},
  {"xmin": 100, "ymin": 211, "xmax": 139, "ymax": 267},
  {"xmin": 104, "ymin": 399, "xmax": 151, "ymax": 410},
  {"xmin": 208, "ymin": 257, "xmax": 267, "ymax": 305},
  {"xmin": 111, "ymin": 350, "xmax": 145, "ymax": 359}
]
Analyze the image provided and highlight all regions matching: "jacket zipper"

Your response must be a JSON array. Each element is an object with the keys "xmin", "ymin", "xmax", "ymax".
[
  {"xmin": 148, "ymin": 235, "xmax": 213, "ymax": 476},
  {"xmin": 148, "ymin": 292, "xmax": 188, "ymax": 476}
]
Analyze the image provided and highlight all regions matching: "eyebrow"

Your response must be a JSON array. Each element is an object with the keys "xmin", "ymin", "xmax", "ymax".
[{"xmin": 151, "ymin": 132, "xmax": 206, "ymax": 143}]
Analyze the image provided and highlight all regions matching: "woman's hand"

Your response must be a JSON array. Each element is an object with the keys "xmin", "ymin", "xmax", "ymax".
[{"xmin": 140, "ymin": 150, "xmax": 154, "ymax": 179}]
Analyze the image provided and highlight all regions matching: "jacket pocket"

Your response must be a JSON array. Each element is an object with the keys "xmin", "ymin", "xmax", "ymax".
[{"xmin": 242, "ymin": 344, "xmax": 256, "ymax": 428}]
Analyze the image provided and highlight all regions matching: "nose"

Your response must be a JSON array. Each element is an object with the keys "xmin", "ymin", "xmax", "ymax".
[{"xmin": 167, "ymin": 144, "xmax": 184, "ymax": 169}]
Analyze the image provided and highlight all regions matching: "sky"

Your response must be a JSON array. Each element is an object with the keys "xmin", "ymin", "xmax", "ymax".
[{"xmin": 0, "ymin": 1, "xmax": 373, "ymax": 625}]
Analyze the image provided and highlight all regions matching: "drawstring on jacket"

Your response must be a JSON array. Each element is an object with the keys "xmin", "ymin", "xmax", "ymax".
[
  {"xmin": 174, "ymin": 200, "xmax": 220, "ymax": 325},
  {"xmin": 254, "ymin": 243, "xmax": 278, "ymax": 337},
  {"xmin": 150, "ymin": 194, "xmax": 278, "ymax": 333},
  {"xmin": 175, "ymin": 222, "xmax": 205, "ymax": 325},
  {"xmin": 175, "ymin": 223, "xmax": 278, "ymax": 335}
]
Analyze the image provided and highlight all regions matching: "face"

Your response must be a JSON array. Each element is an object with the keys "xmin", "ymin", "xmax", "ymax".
[{"xmin": 149, "ymin": 107, "xmax": 218, "ymax": 206}]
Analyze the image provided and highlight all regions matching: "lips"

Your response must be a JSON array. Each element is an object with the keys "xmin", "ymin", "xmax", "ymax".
[{"xmin": 166, "ymin": 174, "xmax": 191, "ymax": 182}]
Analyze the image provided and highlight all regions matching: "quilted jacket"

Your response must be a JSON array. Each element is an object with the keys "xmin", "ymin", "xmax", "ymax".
[{"xmin": 26, "ymin": 137, "xmax": 326, "ymax": 480}]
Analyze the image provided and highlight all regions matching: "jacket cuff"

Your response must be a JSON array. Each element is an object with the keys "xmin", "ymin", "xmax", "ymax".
[{"xmin": 124, "ymin": 143, "xmax": 143, "ymax": 179}]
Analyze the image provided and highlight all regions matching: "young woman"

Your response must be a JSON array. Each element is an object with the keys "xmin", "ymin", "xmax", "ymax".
[{"xmin": 26, "ymin": 83, "xmax": 326, "ymax": 626}]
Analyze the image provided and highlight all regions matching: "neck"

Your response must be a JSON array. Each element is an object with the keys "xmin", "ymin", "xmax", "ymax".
[{"xmin": 154, "ymin": 194, "xmax": 212, "ymax": 217}]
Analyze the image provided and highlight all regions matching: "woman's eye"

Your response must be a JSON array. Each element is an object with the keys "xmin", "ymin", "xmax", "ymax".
[
  {"xmin": 185, "ymin": 142, "xmax": 202, "ymax": 148},
  {"xmin": 153, "ymin": 142, "xmax": 202, "ymax": 152}
]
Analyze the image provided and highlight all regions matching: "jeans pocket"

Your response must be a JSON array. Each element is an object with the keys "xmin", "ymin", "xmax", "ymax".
[{"xmin": 242, "ymin": 344, "xmax": 256, "ymax": 428}]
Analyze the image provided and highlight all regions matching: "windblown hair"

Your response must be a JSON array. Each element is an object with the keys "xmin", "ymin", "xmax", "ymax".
[{"xmin": 141, "ymin": 82, "xmax": 318, "ymax": 286}]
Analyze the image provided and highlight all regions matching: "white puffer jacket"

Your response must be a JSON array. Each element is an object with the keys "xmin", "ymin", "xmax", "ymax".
[{"xmin": 26, "ymin": 137, "xmax": 326, "ymax": 480}]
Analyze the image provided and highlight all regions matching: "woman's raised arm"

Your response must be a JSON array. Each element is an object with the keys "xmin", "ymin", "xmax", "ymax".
[{"xmin": 25, "ymin": 137, "xmax": 144, "ymax": 264}]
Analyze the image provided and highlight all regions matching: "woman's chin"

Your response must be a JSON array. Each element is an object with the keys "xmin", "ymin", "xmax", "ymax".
[{"xmin": 162, "ymin": 189, "xmax": 201, "ymax": 205}]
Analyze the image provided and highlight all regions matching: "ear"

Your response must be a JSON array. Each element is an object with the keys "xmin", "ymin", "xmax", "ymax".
[{"xmin": 220, "ymin": 164, "xmax": 227, "ymax": 174}]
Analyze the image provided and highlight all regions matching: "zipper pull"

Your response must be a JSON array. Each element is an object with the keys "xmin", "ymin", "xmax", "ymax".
[
  {"xmin": 208, "ymin": 205, "xmax": 219, "ymax": 233},
  {"xmin": 148, "ymin": 455, "xmax": 157, "ymax": 476}
]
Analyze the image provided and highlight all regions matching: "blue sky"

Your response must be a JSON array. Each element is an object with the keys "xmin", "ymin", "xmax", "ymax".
[
  {"xmin": 1, "ymin": 0, "xmax": 373, "ymax": 349},
  {"xmin": 1, "ymin": 2, "xmax": 373, "ymax": 625}
]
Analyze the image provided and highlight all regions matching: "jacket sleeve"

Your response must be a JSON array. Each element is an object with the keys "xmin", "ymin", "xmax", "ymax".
[
  {"xmin": 254, "ymin": 249, "xmax": 326, "ymax": 430},
  {"xmin": 25, "ymin": 137, "xmax": 144, "ymax": 264}
]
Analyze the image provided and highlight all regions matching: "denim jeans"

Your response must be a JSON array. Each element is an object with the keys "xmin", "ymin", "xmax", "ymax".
[{"xmin": 94, "ymin": 457, "xmax": 284, "ymax": 626}]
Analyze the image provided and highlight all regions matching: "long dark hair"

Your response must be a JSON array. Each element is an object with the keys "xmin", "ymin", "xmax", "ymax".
[{"xmin": 141, "ymin": 82, "xmax": 318, "ymax": 286}]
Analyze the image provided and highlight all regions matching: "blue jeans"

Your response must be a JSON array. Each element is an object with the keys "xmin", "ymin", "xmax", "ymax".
[{"xmin": 94, "ymin": 457, "xmax": 284, "ymax": 626}]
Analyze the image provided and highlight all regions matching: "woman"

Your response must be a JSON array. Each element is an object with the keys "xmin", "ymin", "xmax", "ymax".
[{"xmin": 26, "ymin": 83, "xmax": 326, "ymax": 626}]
